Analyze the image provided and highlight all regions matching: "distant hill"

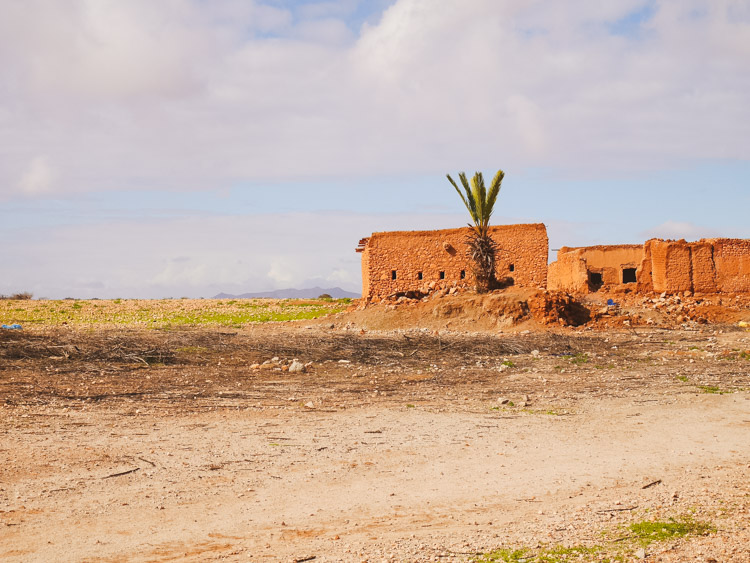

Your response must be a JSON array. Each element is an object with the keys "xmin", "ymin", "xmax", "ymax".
[{"xmin": 213, "ymin": 287, "xmax": 360, "ymax": 299}]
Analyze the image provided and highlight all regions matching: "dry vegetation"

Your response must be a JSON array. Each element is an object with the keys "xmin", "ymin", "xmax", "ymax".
[{"xmin": 1, "ymin": 296, "xmax": 749, "ymax": 562}]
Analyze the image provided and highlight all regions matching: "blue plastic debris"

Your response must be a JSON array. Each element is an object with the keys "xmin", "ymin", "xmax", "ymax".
[
  {"xmin": 1, "ymin": 324, "xmax": 22, "ymax": 330},
  {"xmin": 606, "ymin": 299, "xmax": 618, "ymax": 307}
]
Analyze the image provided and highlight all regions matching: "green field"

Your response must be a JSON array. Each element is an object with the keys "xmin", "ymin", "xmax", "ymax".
[{"xmin": 0, "ymin": 298, "xmax": 351, "ymax": 328}]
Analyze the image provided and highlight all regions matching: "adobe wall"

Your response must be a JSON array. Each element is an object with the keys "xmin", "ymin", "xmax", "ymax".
[
  {"xmin": 550, "ymin": 238, "xmax": 750, "ymax": 295},
  {"xmin": 547, "ymin": 244, "xmax": 643, "ymax": 292},
  {"xmin": 547, "ymin": 248, "xmax": 588, "ymax": 293},
  {"xmin": 712, "ymin": 238, "xmax": 750, "ymax": 293},
  {"xmin": 359, "ymin": 224, "xmax": 548, "ymax": 300},
  {"xmin": 628, "ymin": 238, "xmax": 750, "ymax": 295}
]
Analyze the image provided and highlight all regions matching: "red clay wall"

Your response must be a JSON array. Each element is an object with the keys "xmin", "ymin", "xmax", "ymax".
[
  {"xmin": 712, "ymin": 238, "xmax": 750, "ymax": 293},
  {"xmin": 547, "ymin": 249, "xmax": 588, "ymax": 293},
  {"xmin": 551, "ymin": 238, "xmax": 750, "ymax": 295},
  {"xmin": 689, "ymin": 241, "xmax": 716, "ymax": 294},
  {"xmin": 547, "ymin": 244, "xmax": 643, "ymax": 292},
  {"xmin": 360, "ymin": 224, "xmax": 548, "ymax": 300},
  {"xmin": 638, "ymin": 238, "xmax": 750, "ymax": 294}
]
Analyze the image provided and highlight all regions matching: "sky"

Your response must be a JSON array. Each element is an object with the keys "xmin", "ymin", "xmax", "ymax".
[{"xmin": 1, "ymin": 0, "xmax": 749, "ymax": 299}]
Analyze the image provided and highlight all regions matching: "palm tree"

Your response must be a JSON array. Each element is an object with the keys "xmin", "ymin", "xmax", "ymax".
[{"xmin": 447, "ymin": 170, "xmax": 505, "ymax": 293}]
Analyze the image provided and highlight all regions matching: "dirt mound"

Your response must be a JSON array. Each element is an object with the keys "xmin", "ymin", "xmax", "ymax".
[
  {"xmin": 339, "ymin": 287, "xmax": 750, "ymax": 333},
  {"xmin": 340, "ymin": 288, "xmax": 591, "ymax": 331}
]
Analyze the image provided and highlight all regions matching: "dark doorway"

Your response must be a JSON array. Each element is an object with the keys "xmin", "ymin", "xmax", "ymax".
[
  {"xmin": 622, "ymin": 268, "xmax": 637, "ymax": 284},
  {"xmin": 588, "ymin": 271, "xmax": 603, "ymax": 291},
  {"xmin": 439, "ymin": 271, "xmax": 445, "ymax": 280}
]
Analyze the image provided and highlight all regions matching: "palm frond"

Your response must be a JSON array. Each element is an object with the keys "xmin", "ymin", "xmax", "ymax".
[
  {"xmin": 447, "ymin": 174, "xmax": 471, "ymax": 216},
  {"xmin": 458, "ymin": 172, "xmax": 479, "ymax": 227},
  {"xmin": 484, "ymin": 169, "xmax": 504, "ymax": 223}
]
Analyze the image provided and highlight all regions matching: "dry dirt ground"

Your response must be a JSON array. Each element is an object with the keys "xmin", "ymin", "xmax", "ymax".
[{"xmin": 1, "ymin": 303, "xmax": 749, "ymax": 562}]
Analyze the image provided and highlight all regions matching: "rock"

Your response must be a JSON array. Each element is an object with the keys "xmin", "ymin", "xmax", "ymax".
[
  {"xmin": 304, "ymin": 401, "xmax": 314, "ymax": 408},
  {"xmin": 497, "ymin": 364, "xmax": 509, "ymax": 373},
  {"xmin": 497, "ymin": 397, "xmax": 509, "ymax": 405},
  {"xmin": 634, "ymin": 547, "xmax": 646, "ymax": 559},
  {"xmin": 530, "ymin": 350, "xmax": 540, "ymax": 358},
  {"xmin": 288, "ymin": 360, "xmax": 305, "ymax": 373}
]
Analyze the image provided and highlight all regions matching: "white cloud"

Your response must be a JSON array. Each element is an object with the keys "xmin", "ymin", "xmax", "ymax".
[
  {"xmin": 640, "ymin": 221, "xmax": 722, "ymax": 241},
  {"xmin": 1, "ymin": 0, "xmax": 748, "ymax": 201},
  {"xmin": 18, "ymin": 157, "xmax": 56, "ymax": 195}
]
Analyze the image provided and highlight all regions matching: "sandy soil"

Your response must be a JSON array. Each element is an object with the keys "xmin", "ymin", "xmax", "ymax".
[{"xmin": 1, "ymin": 314, "xmax": 749, "ymax": 562}]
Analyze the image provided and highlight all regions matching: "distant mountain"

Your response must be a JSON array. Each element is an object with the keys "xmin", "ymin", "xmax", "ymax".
[{"xmin": 213, "ymin": 286, "xmax": 360, "ymax": 299}]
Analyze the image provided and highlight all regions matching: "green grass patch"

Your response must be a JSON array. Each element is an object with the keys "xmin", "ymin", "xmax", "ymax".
[
  {"xmin": 474, "ymin": 544, "xmax": 603, "ymax": 563},
  {"xmin": 474, "ymin": 514, "xmax": 714, "ymax": 563},
  {"xmin": 563, "ymin": 352, "xmax": 589, "ymax": 365},
  {"xmin": 698, "ymin": 385, "xmax": 730, "ymax": 394},
  {"xmin": 676, "ymin": 375, "xmax": 689, "ymax": 382},
  {"xmin": 627, "ymin": 516, "xmax": 715, "ymax": 546},
  {"xmin": 502, "ymin": 360, "xmax": 516, "ymax": 368}
]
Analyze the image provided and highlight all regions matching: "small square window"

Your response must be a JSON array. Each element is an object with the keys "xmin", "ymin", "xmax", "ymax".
[
  {"xmin": 391, "ymin": 270, "xmax": 397, "ymax": 280},
  {"xmin": 439, "ymin": 271, "xmax": 445, "ymax": 280},
  {"xmin": 460, "ymin": 270, "xmax": 466, "ymax": 279},
  {"xmin": 622, "ymin": 268, "xmax": 637, "ymax": 284},
  {"xmin": 509, "ymin": 264, "xmax": 515, "ymax": 272},
  {"xmin": 417, "ymin": 272, "xmax": 423, "ymax": 280}
]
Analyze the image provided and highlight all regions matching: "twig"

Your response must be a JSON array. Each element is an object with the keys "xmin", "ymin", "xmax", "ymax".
[
  {"xmin": 102, "ymin": 467, "xmax": 140, "ymax": 479},
  {"xmin": 596, "ymin": 506, "xmax": 638, "ymax": 513},
  {"xmin": 294, "ymin": 557, "xmax": 316, "ymax": 563},
  {"xmin": 642, "ymin": 479, "xmax": 662, "ymax": 489},
  {"xmin": 138, "ymin": 457, "xmax": 156, "ymax": 467}
]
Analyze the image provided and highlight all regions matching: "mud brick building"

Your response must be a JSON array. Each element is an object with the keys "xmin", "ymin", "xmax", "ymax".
[
  {"xmin": 357, "ymin": 224, "xmax": 548, "ymax": 300},
  {"xmin": 548, "ymin": 238, "xmax": 750, "ymax": 294}
]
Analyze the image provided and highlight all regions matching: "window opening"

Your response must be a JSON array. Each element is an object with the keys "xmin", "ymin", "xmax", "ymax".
[
  {"xmin": 439, "ymin": 271, "xmax": 445, "ymax": 280},
  {"xmin": 460, "ymin": 270, "xmax": 466, "ymax": 279},
  {"xmin": 622, "ymin": 268, "xmax": 637, "ymax": 284},
  {"xmin": 417, "ymin": 271, "xmax": 423, "ymax": 280},
  {"xmin": 588, "ymin": 271, "xmax": 603, "ymax": 290},
  {"xmin": 509, "ymin": 264, "xmax": 515, "ymax": 272},
  {"xmin": 391, "ymin": 270, "xmax": 397, "ymax": 280}
]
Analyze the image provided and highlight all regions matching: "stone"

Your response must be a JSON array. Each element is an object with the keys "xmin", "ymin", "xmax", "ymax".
[
  {"xmin": 530, "ymin": 350, "xmax": 540, "ymax": 357},
  {"xmin": 634, "ymin": 548, "xmax": 646, "ymax": 559},
  {"xmin": 497, "ymin": 397, "xmax": 509, "ymax": 404},
  {"xmin": 288, "ymin": 360, "xmax": 305, "ymax": 373},
  {"xmin": 304, "ymin": 401, "xmax": 314, "ymax": 408}
]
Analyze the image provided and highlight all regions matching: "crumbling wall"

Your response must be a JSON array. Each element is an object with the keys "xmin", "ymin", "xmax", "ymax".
[
  {"xmin": 639, "ymin": 238, "xmax": 749, "ymax": 294},
  {"xmin": 359, "ymin": 224, "xmax": 548, "ymax": 300},
  {"xmin": 649, "ymin": 240, "xmax": 693, "ymax": 293},
  {"xmin": 547, "ymin": 244, "xmax": 643, "ymax": 292},
  {"xmin": 712, "ymin": 238, "xmax": 750, "ymax": 293},
  {"xmin": 689, "ymin": 241, "xmax": 716, "ymax": 294},
  {"xmin": 547, "ymin": 248, "xmax": 588, "ymax": 293},
  {"xmin": 359, "ymin": 240, "xmax": 372, "ymax": 300}
]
